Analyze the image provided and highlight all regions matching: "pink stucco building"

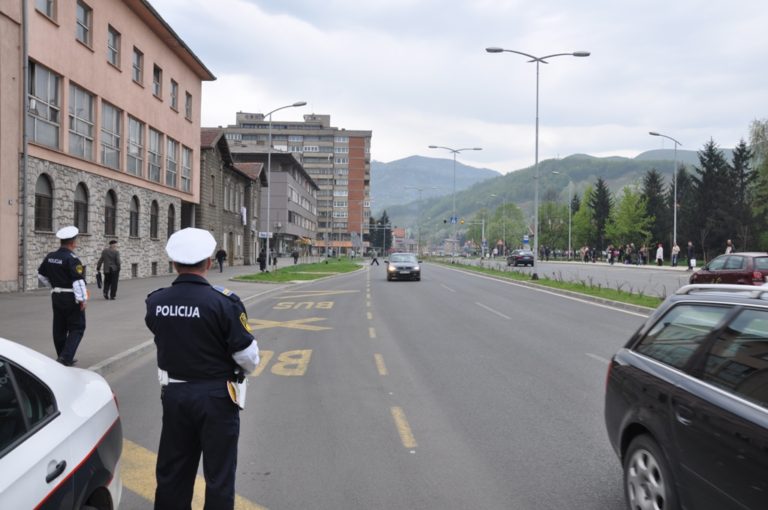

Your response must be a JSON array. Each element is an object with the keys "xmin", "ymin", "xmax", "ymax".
[{"xmin": 0, "ymin": 0, "xmax": 215, "ymax": 291}]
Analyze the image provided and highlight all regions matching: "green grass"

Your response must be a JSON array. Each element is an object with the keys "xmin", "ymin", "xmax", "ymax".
[
  {"xmin": 234, "ymin": 259, "xmax": 361, "ymax": 283},
  {"xmin": 434, "ymin": 259, "xmax": 663, "ymax": 309}
]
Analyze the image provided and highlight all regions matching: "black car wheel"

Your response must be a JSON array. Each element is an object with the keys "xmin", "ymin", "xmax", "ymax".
[{"xmin": 623, "ymin": 435, "xmax": 680, "ymax": 510}]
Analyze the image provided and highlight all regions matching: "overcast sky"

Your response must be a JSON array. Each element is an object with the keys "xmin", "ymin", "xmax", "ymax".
[{"xmin": 151, "ymin": 0, "xmax": 768, "ymax": 174}]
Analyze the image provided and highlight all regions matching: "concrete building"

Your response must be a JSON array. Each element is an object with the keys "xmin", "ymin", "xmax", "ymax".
[
  {"xmin": 0, "ymin": 0, "xmax": 214, "ymax": 292},
  {"xmin": 229, "ymin": 149, "xmax": 318, "ymax": 257},
  {"xmin": 199, "ymin": 128, "xmax": 267, "ymax": 267},
  {"xmin": 222, "ymin": 113, "xmax": 371, "ymax": 255}
]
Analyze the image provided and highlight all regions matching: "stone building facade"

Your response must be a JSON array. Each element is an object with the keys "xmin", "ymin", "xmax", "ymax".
[{"xmin": 198, "ymin": 129, "xmax": 266, "ymax": 267}]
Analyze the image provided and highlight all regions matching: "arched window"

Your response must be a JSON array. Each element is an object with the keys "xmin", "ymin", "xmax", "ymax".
[
  {"xmin": 167, "ymin": 204, "xmax": 175, "ymax": 239},
  {"xmin": 150, "ymin": 200, "xmax": 159, "ymax": 239},
  {"xmin": 34, "ymin": 174, "xmax": 54, "ymax": 231},
  {"xmin": 104, "ymin": 190, "xmax": 117, "ymax": 236},
  {"xmin": 224, "ymin": 180, "xmax": 230, "ymax": 212},
  {"xmin": 129, "ymin": 196, "xmax": 140, "ymax": 237},
  {"xmin": 74, "ymin": 183, "xmax": 89, "ymax": 233}
]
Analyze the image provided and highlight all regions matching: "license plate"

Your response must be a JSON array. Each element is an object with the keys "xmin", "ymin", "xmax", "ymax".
[{"xmin": 399, "ymin": 271, "xmax": 410, "ymax": 274}]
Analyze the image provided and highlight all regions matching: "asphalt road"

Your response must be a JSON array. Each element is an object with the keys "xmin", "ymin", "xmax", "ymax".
[{"xmin": 106, "ymin": 261, "xmax": 649, "ymax": 509}]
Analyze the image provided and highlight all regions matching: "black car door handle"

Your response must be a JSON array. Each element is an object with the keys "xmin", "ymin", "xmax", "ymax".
[
  {"xmin": 46, "ymin": 460, "xmax": 66, "ymax": 483},
  {"xmin": 675, "ymin": 405, "xmax": 694, "ymax": 426}
]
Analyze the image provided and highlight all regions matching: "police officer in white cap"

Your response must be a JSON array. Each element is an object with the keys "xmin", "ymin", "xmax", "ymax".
[
  {"xmin": 145, "ymin": 227, "xmax": 260, "ymax": 510},
  {"xmin": 37, "ymin": 225, "xmax": 88, "ymax": 366}
]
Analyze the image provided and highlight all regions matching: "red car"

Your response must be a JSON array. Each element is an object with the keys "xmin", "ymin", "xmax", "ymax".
[{"xmin": 689, "ymin": 252, "xmax": 768, "ymax": 285}]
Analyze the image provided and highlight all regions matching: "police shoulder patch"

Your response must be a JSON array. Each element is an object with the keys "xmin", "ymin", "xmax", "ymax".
[
  {"xmin": 75, "ymin": 264, "xmax": 84, "ymax": 275},
  {"xmin": 240, "ymin": 312, "xmax": 252, "ymax": 333},
  {"xmin": 213, "ymin": 285, "xmax": 239, "ymax": 300}
]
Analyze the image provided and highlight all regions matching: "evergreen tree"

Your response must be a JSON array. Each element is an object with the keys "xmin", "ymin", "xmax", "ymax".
[
  {"xmin": 572, "ymin": 185, "xmax": 596, "ymax": 250},
  {"xmin": 731, "ymin": 139, "xmax": 756, "ymax": 249},
  {"xmin": 674, "ymin": 166, "xmax": 697, "ymax": 258},
  {"xmin": 642, "ymin": 169, "xmax": 669, "ymax": 245},
  {"xmin": 691, "ymin": 140, "xmax": 733, "ymax": 260},
  {"xmin": 570, "ymin": 193, "xmax": 581, "ymax": 216},
  {"xmin": 606, "ymin": 187, "xmax": 652, "ymax": 248},
  {"xmin": 749, "ymin": 119, "xmax": 768, "ymax": 248},
  {"xmin": 588, "ymin": 177, "xmax": 613, "ymax": 251}
]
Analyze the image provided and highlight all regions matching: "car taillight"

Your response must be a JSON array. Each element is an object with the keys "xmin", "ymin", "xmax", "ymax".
[{"xmin": 752, "ymin": 271, "xmax": 763, "ymax": 284}]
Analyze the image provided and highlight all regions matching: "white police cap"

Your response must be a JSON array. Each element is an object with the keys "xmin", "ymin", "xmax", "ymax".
[
  {"xmin": 56, "ymin": 226, "xmax": 79, "ymax": 240},
  {"xmin": 166, "ymin": 228, "xmax": 216, "ymax": 264}
]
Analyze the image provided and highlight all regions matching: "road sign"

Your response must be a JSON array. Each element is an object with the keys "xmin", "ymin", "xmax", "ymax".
[
  {"xmin": 258, "ymin": 232, "xmax": 273, "ymax": 238},
  {"xmin": 450, "ymin": 216, "xmax": 458, "ymax": 224}
]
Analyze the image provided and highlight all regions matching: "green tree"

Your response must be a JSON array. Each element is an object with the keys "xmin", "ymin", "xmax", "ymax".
[
  {"xmin": 730, "ymin": 139, "xmax": 756, "ymax": 249},
  {"xmin": 572, "ymin": 184, "xmax": 596, "ymax": 250},
  {"xmin": 674, "ymin": 166, "xmax": 698, "ymax": 257},
  {"xmin": 642, "ymin": 169, "xmax": 669, "ymax": 244},
  {"xmin": 691, "ymin": 140, "xmax": 733, "ymax": 260},
  {"xmin": 749, "ymin": 119, "xmax": 768, "ymax": 248},
  {"xmin": 606, "ymin": 187, "xmax": 652, "ymax": 248},
  {"xmin": 588, "ymin": 177, "xmax": 613, "ymax": 251},
  {"xmin": 539, "ymin": 201, "xmax": 568, "ymax": 252},
  {"xmin": 486, "ymin": 202, "xmax": 526, "ymax": 254}
]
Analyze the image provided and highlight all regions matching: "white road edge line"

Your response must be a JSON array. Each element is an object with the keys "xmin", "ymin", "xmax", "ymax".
[
  {"xmin": 586, "ymin": 353, "xmax": 611, "ymax": 364},
  {"xmin": 475, "ymin": 302, "xmax": 511, "ymax": 320},
  {"xmin": 441, "ymin": 284, "xmax": 456, "ymax": 293}
]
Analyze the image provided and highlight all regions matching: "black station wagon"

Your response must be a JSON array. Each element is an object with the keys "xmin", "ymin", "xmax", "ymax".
[{"xmin": 605, "ymin": 284, "xmax": 768, "ymax": 510}]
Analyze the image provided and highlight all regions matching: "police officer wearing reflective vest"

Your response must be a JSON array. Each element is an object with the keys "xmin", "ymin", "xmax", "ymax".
[
  {"xmin": 37, "ymin": 226, "xmax": 88, "ymax": 366},
  {"xmin": 145, "ymin": 228, "xmax": 260, "ymax": 510}
]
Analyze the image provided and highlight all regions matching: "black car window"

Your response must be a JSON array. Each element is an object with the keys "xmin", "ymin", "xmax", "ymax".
[
  {"xmin": 636, "ymin": 304, "xmax": 732, "ymax": 370},
  {"xmin": 0, "ymin": 358, "xmax": 57, "ymax": 456},
  {"xmin": 701, "ymin": 308, "xmax": 768, "ymax": 408},
  {"xmin": 754, "ymin": 257, "xmax": 768, "ymax": 271},
  {"xmin": 723, "ymin": 256, "xmax": 746, "ymax": 270},
  {"xmin": 707, "ymin": 255, "xmax": 728, "ymax": 271}
]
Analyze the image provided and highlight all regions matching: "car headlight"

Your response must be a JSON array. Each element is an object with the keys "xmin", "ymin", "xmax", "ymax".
[
  {"xmin": 388, "ymin": 265, "xmax": 396, "ymax": 272},
  {"xmin": 414, "ymin": 266, "xmax": 420, "ymax": 271}
]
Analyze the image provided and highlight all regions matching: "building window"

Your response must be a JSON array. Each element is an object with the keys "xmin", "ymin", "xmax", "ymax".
[
  {"xmin": 34, "ymin": 174, "xmax": 53, "ymax": 232},
  {"xmin": 27, "ymin": 62, "xmax": 60, "ymax": 149},
  {"xmin": 150, "ymin": 201, "xmax": 159, "ymax": 239},
  {"xmin": 104, "ymin": 190, "xmax": 117, "ymax": 236},
  {"xmin": 167, "ymin": 204, "xmax": 175, "ymax": 239},
  {"xmin": 148, "ymin": 128, "xmax": 162, "ymax": 182},
  {"xmin": 74, "ymin": 183, "xmax": 89, "ymax": 233},
  {"xmin": 75, "ymin": 1, "xmax": 92, "ymax": 46},
  {"xmin": 170, "ymin": 80, "xmax": 178, "ymax": 110},
  {"xmin": 184, "ymin": 92, "xmax": 192, "ymax": 120},
  {"xmin": 132, "ymin": 47, "xmax": 143, "ymax": 84},
  {"xmin": 129, "ymin": 196, "xmax": 139, "ymax": 237},
  {"xmin": 68, "ymin": 83, "xmax": 94, "ymax": 160},
  {"xmin": 181, "ymin": 146, "xmax": 192, "ymax": 193},
  {"xmin": 127, "ymin": 116, "xmax": 144, "ymax": 176},
  {"xmin": 35, "ymin": 0, "xmax": 56, "ymax": 19},
  {"xmin": 107, "ymin": 26, "xmax": 121, "ymax": 67},
  {"xmin": 152, "ymin": 65, "xmax": 162, "ymax": 98},
  {"xmin": 209, "ymin": 175, "xmax": 216, "ymax": 205},
  {"xmin": 101, "ymin": 102, "xmax": 121, "ymax": 170},
  {"xmin": 166, "ymin": 138, "xmax": 178, "ymax": 188}
]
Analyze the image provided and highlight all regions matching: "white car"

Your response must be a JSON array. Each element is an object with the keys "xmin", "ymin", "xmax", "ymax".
[{"xmin": 0, "ymin": 337, "xmax": 122, "ymax": 509}]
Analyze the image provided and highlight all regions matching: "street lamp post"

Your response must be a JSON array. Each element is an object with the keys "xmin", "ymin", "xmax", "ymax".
[
  {"xmin": 486, "ymin": 47, "xmax": 589, "ymax": 278},
  {"xmin": 551, "ymin": 171, "xmax": 573, "ymax": 260},
  {"xmin": 649, "ymin": 131, "xmax": 682, "ymax": 247},
  {"xmin": 428, "ymin": 145, "xmax": 482, "ymax": 259},
  {"xmin": 265, "ymin": 101, "xmax": 306, "ymax": 271}
]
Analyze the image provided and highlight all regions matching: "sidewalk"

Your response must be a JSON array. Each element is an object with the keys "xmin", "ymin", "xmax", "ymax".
[{"xmin": 0, "ymin": 260, "xmax": 296, "ymax": 375}]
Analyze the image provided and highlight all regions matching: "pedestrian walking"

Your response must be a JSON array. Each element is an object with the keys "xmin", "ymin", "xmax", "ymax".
[
  {"xmin": 257, "ymin": 249, "xmax": 266, "ymax": 272},
  {"xmin": 370, "ymin": 249, "xmax": 379, "ymax": 266},
  {"xmin": 725, "ymin": 239, "xmax": 734, "ymax": 254},
  {"xmin": 671, "ymin": 243, "xmax": 680, "ymax": 267},
  {"xmin": 270, "ymin": 250, "xmax": 278, "ymax": 269},
  {"xmin": 215, "ymin": 248, "xmax": 227, "ymax": 273},
  {"xmin": 145, "ymin": 228, "xmax": 260, "ymax": 510},
  {"xmin": 96, "ymin": 239, "xmax": 121, "ymax": 299},
  {"xmin": 687, "ymin": 241, "xmax": 695, "ymax": 271},
  {"xmin": 291, "ymin": 249, "xmax": 299, "ymax": 264},
  {"xmin": 656, "ymin": 243, "xmax": 664, "ymax": 266},
  {"xmin": 37, "ymin": 226, "xmax": 88, "ymax": 366}
]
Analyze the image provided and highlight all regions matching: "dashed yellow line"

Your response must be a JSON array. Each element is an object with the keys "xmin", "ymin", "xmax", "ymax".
[
  {"xmin": 369, "ymin": 327, "xmax": 377, "ymax": 339},
  {"xmin": 374, "ymin": 353, "xmax": 388, "ymax": 375},
  {"xmin": 121, "ymin": 439, "xmax": 268, "ymax": 509},
  {"xmin": 390, "ymin": 407, "xmax": 417, "ymax": 448}
]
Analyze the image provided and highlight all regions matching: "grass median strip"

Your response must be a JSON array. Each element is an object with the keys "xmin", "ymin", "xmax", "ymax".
[
  {"xmin": 434, "ymin": 260, "xmax": 663, "ymax": 309},
  {"xmin": 234, "ymin": 259, "xmax": 361, "ymax": 283}
]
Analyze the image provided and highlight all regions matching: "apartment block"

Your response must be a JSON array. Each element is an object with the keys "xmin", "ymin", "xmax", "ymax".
[
  {"xmin": 0, "ymin": 0, "xmax": 214, "ymax": 291},
  {"xmin": 223, "ymin": 113, "xmax": 371, "ymax": 254}
]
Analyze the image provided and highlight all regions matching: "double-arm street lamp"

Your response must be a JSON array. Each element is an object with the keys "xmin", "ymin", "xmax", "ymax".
[
  {"xmin": 428, "ymin": 145, "xmax": 482, "ymax": 258},
  {"xmin": 486, "ymin": 47, "xmax": 589, "ymax": 277},
  {"xmin": 649, "ymin": 131, "xmax": 682, "ymax": 246},
  {"xmin": 265, "ymin": 101, "xmax": 306, "ymax": 270}
]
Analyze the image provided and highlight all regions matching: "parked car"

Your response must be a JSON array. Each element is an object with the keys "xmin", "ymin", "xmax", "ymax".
[
  {"xmin": 0, "ymin": 337, "xmax": 122, "ymax": 509},
  {"xmin": 604, "ymin": 284, "xmax": 768, "ymax": 510},
  {"xmin": 385, "ymin": 253, "xmax": 421, "ymax": 281},
  {"xmin": 689, "ymin": 252, "xmax": 768, "ymax": 285},
  {"xmin": 506, "ymin": 249, "xmax": 534, "ymax": 267}
]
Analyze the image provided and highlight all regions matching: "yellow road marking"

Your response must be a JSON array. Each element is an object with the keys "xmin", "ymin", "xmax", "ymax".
[
  {"xmin": 369, "ymin": 327, "xmax": 376, "ymax": 339},
  {"xmin": 249, "ymin": 317, "xmax": 331, "ymax": 331},
  {"xmin": 367, "ymin": 312, "xmax": 373, "ymax": 320},
  {"xmin": 121, "ymin": 439, "xmax": 268, "ymax": 509},
  {"xmin": 390, "ymin": 407, "xmax": 418, "ymax": 448},
  {"xmin": 276, "ymin": 290, "xmax": 358, "ymax": 299},
  {"xmin": 374, "ymin": 354, "xmax": 388, "ymax": 375},
  {"xmin": 251, "ymin": 350, "xmax": 274, "ymax": 376}
]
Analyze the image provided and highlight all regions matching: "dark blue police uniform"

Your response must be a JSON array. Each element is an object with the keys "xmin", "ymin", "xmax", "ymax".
[
  {"xmin": 145, "ymin": 273, "xmax": 255, "ymax": 510},
  {"xmin": 38, "ymin": 246, "xmax": 86, "ymax": 364}
]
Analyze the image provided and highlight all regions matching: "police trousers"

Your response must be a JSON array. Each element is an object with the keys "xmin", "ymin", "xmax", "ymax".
[
  {"xmin": 155, "ymin": 380, "xmax": 240, "ymax": 510},
  {"xmin": 51, "ymin": 293, "xmax": 85, "ymax": 362}
]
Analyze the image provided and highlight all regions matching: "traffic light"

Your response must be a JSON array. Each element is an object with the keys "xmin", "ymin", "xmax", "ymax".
[
  {"xmin": 460, "ymin": 218, "xmax": 464, "ymax": 224},
  {"xmin": 443, "ymin": 219, "xmax": 447, "ymax": 224}
]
